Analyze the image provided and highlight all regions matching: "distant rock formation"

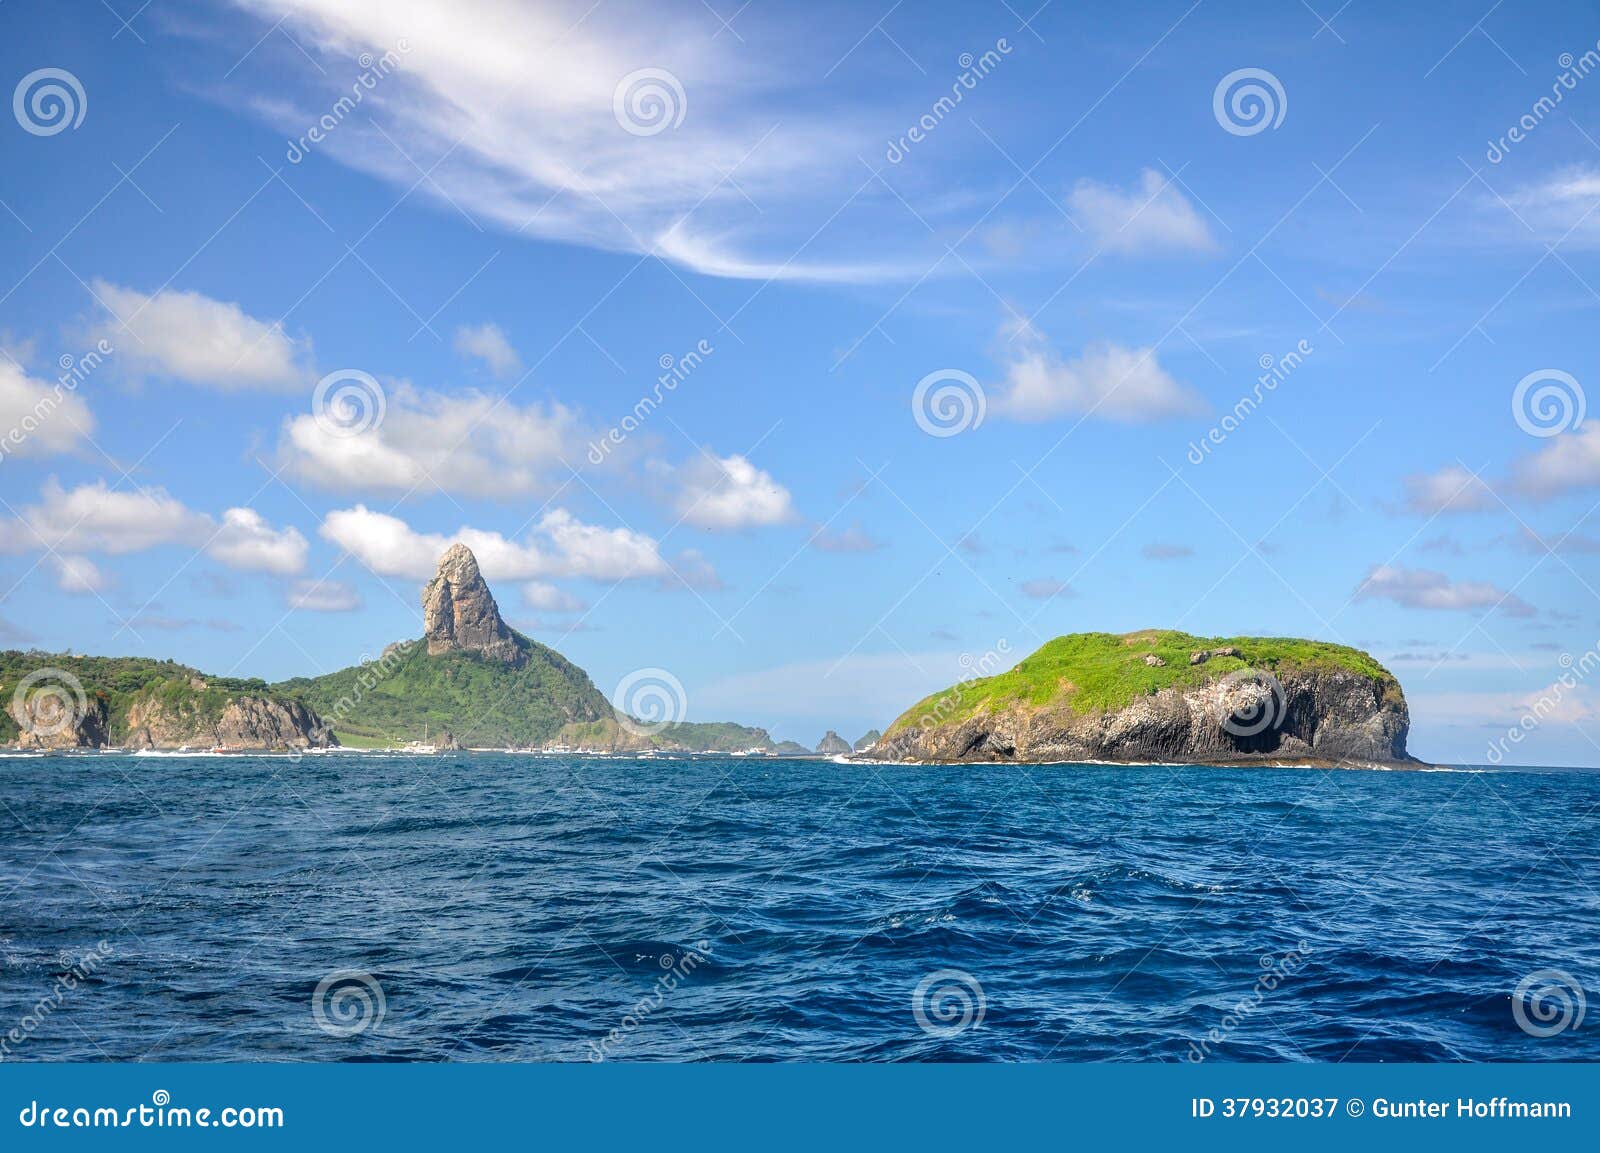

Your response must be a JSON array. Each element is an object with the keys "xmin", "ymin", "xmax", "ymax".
[
  {"xmin": 853, "ymin": 729, "xmax": 882, "ymax": 752},
  {"xmin": 815, "ymin": 730, "xmax": 851, "ymax": 755},
  {"xmin": 423, "ymin": 543, "xmax": 525, "ymax": 665}
]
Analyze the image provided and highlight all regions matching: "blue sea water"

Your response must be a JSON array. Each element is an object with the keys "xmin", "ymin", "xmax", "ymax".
[{"xmin": 1, "ymin": 752, "xmax": 1596, "ymax": 1062}]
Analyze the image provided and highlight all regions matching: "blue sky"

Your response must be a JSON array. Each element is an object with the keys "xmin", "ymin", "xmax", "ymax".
[{"xmin": 3, "ymin": 0, "xmax": 1600, "ymax": 763}]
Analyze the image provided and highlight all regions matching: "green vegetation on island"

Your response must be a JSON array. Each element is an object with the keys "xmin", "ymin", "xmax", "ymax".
[{"xmin": 887, "ymin": 630, "xmax": 1400, "ymax": 734}]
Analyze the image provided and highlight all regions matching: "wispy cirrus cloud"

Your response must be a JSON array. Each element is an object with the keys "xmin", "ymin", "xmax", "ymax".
[{"xmin": 229, "ymin": 0, "xmax": 923, "ymax": 282}]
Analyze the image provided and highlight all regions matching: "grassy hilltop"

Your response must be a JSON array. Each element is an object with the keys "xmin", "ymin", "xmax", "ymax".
[{"xmin": 887, "ymin": 630, "xmax": 1400, "ymax": 734}]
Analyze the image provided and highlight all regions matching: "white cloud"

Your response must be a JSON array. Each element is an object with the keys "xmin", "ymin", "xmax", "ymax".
[
  {"xmin": 0, "ymin": 478, "xmax": 211, "ymax": 555},
  {"xmin": 1067, "ymin": 168, "xmax": 1219, "ymax": 255},
  {"xmin": 812, "ymin": 523, "xmax": 882, "ymax": 553},
  {"xmin": 0, "ymin": 358, "xmax": 94, "ymax": 457},
  {"xmin": 453, "ymin": 322, "xmax": 521, "ymax": 377},
  {"xmin": 210, "ymin": 508, "xmax": 309, "ymax": 575},
  {"xmin": 1354, "ymin": 564, "xmax": 1535, "ymax": 618},
  {"xmin": 991, "ymin": 327, "xmax": 1205, "ymax": 423},
  {"xmin": 91, "ymin": 281, "xmax": 309, "ymax": 391},
  {"xmin": 52, "ymin": 555, "xmax": 107, "ymax": 594},
  {"xmin": 280, "ymin": 384, "xmax": 583, "ymax": 497},
  {"xmin": 319, "ymin": 504, "xmax": 671, "ymax": 583},
  {"xmin": 1503, "ymin": 166, "xmax": 1600, "ymax": 246},
  {"xmin": 1511, "ymin": 422, "xmax": 1600, "ymax": 498},
  {"xmin": 522, "ymin": 582, "xmax": 587, "ymax": 612},
  {"xmin": 229, "ymin": 0, "xmax": 906, "ymax": 282},
  {"xmin": 287, "ymin": 578, "xmax": 362, "ymax": 612},
  {"xmin": 1400, "ymin": 465, "xmax": 1496, "ymax": 514},
  {"xmin": 671, "ymin": 453, "xmax": 795, "ymax": 529},
  {"xmin": 1142, "ymin": 542, "xmax": 1193, "ymax": 560},
  {"xmin": 1018, "ymin": 578, "xmax": 1069, "ymax": 598},
  {"xmin": 0, "ymin": 479, "xmax": 306, "ymax": 574}
]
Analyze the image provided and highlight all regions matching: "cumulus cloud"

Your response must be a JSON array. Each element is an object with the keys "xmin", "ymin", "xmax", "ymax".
[
  {"xmin": 1067, "ymin": 168, "xmax": 1218, "ymax": 255},
  {"xmin": 1354, "ymin": 564, "xmax": 1535, "ymax": 618},
  {"xmin": 1511, "ymin": 423, "xmax": 1600, "ymax": 499},
  {"xmin": 991, "ymin": 326, "xmax": 1205, "ymax": 423},
  {"xmin": 1399, "ymin": 465, "xmax": 1497, "ymax": 514},
  {"xmin": 210, "ymin": 508, "xmax": 309, "ymax": 575},
  {"xmin": 453, "ymin": 322, "xmax": 521, "ymax": 377},
  {"xmin": 1018, "ymin": 578, "xmax": 1070, "ymax": 598},
  {"xmin": 522, "ymin": 582, "xmax": 587, "ymax": 612},
  {"xmin": 287, "ymin": 578, "xmax": 362, "ymax": 612},
  {"xmin": 280, "ymin": 384, "xmax": 583, "ymax": 498},
  {"xmin": 0, "ymin": 358, "xmax": 94, "ymax": 458},
  {"xmin": 91, "ymin": 281, "xmax": 310, "ymax": 390},
  {"xmin": 670, "ymin": 453, "xmax": 796, "ymax": 530},
  {"xmin": 52, "ymin": 555, "xmax": 107, "ymax": 594},
  {"xmin": 0, "ymin": 479, "xmax": 307, "ymax": 575},
  {"xmin": 0, "ymin": 478, "xmax": 211, "ymax": 555},
  {"xmin": 319, "ymin": 504, "xmax": 671, "ymax": 583},
  {"xmin": 812, "ymin": 523, "xmax": 882, "ymax": 553}
]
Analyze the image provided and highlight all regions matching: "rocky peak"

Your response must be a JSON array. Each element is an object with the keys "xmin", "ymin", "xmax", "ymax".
[
  {"xmin": 815, "ymin": 730, "xmax": 851, "ymax": 755},
  {"xmin": 422, "ymin": 544, "xmax": 524, "ymax": 665}
]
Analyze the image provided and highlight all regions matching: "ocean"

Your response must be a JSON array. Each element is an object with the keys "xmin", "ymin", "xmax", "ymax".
[{"xmin": 1, "ymin": 752, "xmax": 1596, "ymax": 1061}]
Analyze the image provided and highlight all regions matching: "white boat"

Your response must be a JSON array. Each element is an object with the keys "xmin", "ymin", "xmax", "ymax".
[{"xmin": 400, "ymin": 723, "xmax": 439, "ymax": 755}]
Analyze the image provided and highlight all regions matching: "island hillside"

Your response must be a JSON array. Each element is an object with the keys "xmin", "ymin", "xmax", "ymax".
[
  {"xmin": 0, "ymin": 652, "xmax": 333, "ymax": 751},
  {"xmin": 864, "ymin": 630, "xmax": 1414, "ymax": 767},
  {"xmin": 274, "ymin": 543, "xmax": 787, "ymax": 751}
]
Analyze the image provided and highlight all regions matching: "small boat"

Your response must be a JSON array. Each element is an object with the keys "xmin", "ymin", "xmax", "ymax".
[{"xmin": 400, "ymin": 723, "xmax": 439, "ymax": 755}]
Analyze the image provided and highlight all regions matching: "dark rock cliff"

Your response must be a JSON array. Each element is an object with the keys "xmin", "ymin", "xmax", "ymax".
[{"xmin": 867, "ymin": 666, "xmax": 1414, "ymax": 767}]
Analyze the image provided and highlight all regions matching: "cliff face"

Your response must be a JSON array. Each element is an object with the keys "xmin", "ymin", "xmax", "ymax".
[
  {"xmin": 2, "ymin": 657, "xmax": 335, "ymax": 751},
  {"xmin": 422, "ymin": 543, "xmax": 525, "ymax": 665},
  {"xmin": 124, "ymin": 691, "xmax": 334, "ymax": 751},
  {"xmin": 865, "ymin": 632, "xmax": 1415, "ymax": 768},
  {"xmin": 8, "ymin": 688, "xmax": 110, "ymax": 750}
]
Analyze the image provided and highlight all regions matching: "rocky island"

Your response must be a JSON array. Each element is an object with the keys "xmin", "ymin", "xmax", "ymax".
[{"xmin": 862, "ymin": 630, "xmax": 1416, "ymax": 768}]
